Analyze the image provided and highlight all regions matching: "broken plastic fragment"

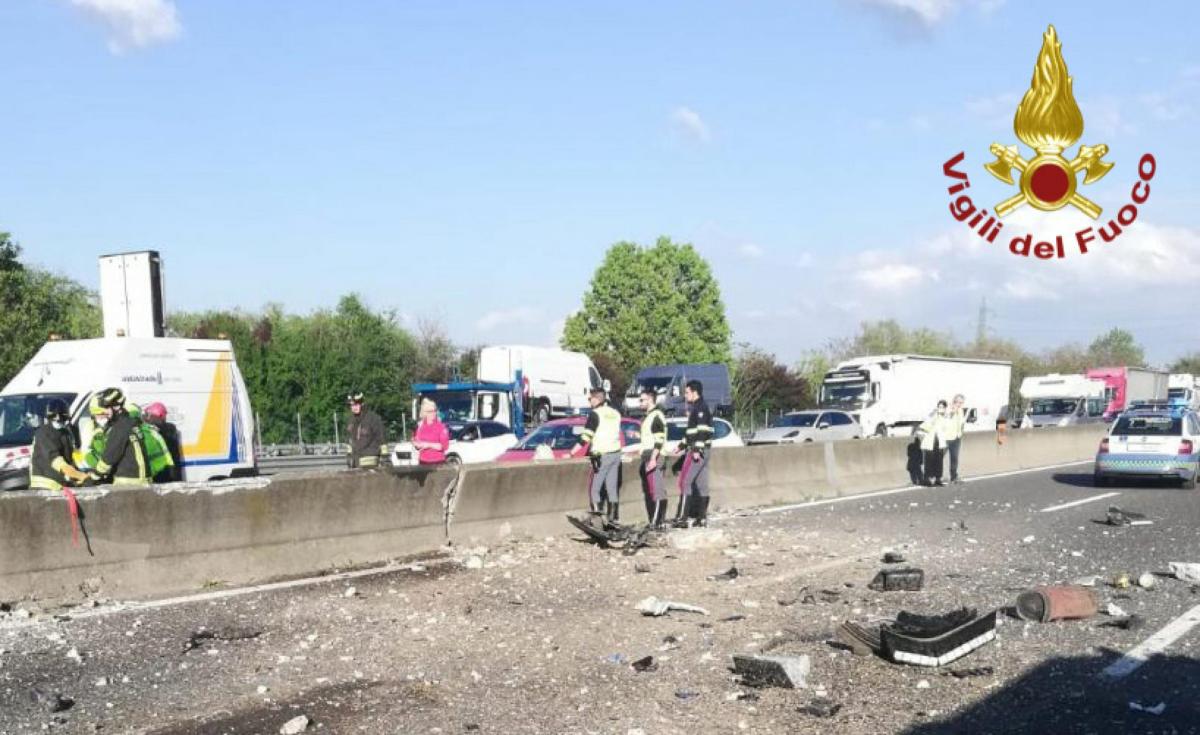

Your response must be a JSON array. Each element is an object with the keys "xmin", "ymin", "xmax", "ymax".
[{"xmin": 636, "ymin": 596, "xmax": 709, "ymax": 617}]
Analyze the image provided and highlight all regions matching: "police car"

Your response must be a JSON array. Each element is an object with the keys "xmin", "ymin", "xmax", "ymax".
[{"xmin": 1094, "ymin": 401, "xmax": 1200, "ymax": 489}]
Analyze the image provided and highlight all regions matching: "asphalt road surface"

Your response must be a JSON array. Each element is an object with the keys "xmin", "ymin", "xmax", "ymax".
[{"xmin": 3, "ymin": 459, "xmax": 1199, "ymax": 734}]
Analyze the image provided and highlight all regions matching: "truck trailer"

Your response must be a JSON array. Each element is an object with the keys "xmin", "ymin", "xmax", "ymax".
[
  {"xmin": 819, "ymin": 354, "xmax": 1011, "ymax": 437},
  {"xmin": 1085, "ymin": 366, "xmax": 1169, "ymax": 419}
]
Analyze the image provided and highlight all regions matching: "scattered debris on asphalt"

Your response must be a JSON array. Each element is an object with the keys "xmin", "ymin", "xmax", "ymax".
[
  {"xmin": 836, "ymin": 621, "xmax": 880, "ymax": 656},
  {"xmin": 1015, "ymin": 586, "xmax": 1098, "ymax": 623},
  {"xmin": 882, "ymin": 551, "xmax": 906, "ymax": 564},
  {"xmin": 1105, "ymin": 506, "xmax": 1152, "ymax": 527},
  {"xmin": 1112, "ymin": 572, "xmax": 1132, "ymax": 589},
  {"xmin": 631, "ymin": 655, "xmax": 658, "ymax": 673},
  {"xmin": 719, "ymin": 614, "xmax": 746, "ymax": 623},
  {"xmin": 1168, "ymin": 562, "xmax": 1200, "ymax": 584},
  {"xmin": 1098, "ymin": 614, "xmax": 1146, "ymax": 631},
  {"xmin": 29, "ymin": 688, "xmax": 72, "ymax": 713},
  {"xmin": 1128, "ymin": 701, "xmax": 1166, "ymax": 716},
  {"xmin": 1020, "ymin": 535, "xmax": 1036, "ymax": 545},
  {"xmin": 675, "ymin": 689, "xmax": 700, "ymax": 701},
  {"xmin": 634, "ymin": 562, "xmax": 651, "ymax": 574},
  {"xmin": 707, "ymin": 566, "xmax": 740, "ymax": 581},
  {"xmin": 1072, "ymin": 575, "xmax": 1100, "ymax": 587},
  {"xmin": 1105, "ymin": 602, "xmax": 1129, "ymax": 618},
  {"xmin": 183, "ymin": 626, "xmax": 263, "ymax": 654},
  {"xmin": 868, "ymin": 568, "xmax": 924, "ymax": 592},
  {"xmin": 798, "ymin": 701, "xmax": 842, "ymax": 718},
  {"xmin": 882, "ymin": 608, "xmax": 997, "ymax": 667},
  {"xmin": 636, "ymin": 596, "xmax": 709, "ymax": 617},
  {"xmin": 941, "ymin": 666, "xmax": 994, "ymax": 678},
  {"xmin": 731, "ymin": 654, "xmax": 810, "ymax": 689},
  {"xmin": 1137, "ymin": 572, "xmax": 1157, "ymax": 589},
  {"xmin": 279, "ymin": 714, "xmax": 311, "ymax": 734}
]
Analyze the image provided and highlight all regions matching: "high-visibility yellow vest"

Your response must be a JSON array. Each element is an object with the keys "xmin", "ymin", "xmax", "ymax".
[
  {"xmin": 640, "ymin": 409, "xmax": 666, "ymax": 453},
  {"xmin": 588, "ymin": 404, "xmax": 622, "ymax": 455}
]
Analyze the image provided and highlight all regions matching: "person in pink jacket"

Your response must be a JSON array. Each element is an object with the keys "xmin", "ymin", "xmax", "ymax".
[{"xmin": 412, "ymin": 398, "xmax": 450, "ymax": 465}]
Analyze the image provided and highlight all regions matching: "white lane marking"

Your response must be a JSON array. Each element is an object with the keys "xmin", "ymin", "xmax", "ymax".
[
  {"xmin": 742, "ymin": 459, "xmax": 1093, "ymax": 517},
  {"xmin": 1039, "ymin": 492, "xmax": 1120, "ymax": 513},
  {"xmin": 1100, "ymin": 602, "xmax": 1200, "ymax": 679},
  {"xmin": 0, "ymin": 559, "xmax": 449, "ymax": 631}
]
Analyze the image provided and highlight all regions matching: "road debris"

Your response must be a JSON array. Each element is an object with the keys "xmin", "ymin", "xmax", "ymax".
[
  {"xmin": 882, "ymin": 608, "xmax": 998, "ymax": 667},
  {"xmin": 941, "ymin": 666, "xmax": 994, "ymax": 678},
  {"xmin": 1168, "ymin": 562, "xmax": 1200, "ymax": 584},
  {"xmin": 675, "ymin": 689, "xmax": 700, "ymax": 700},
  {"xmin": 1112, "ymin": 572, "xmax": 1132, "ymax": 589},
  {"xmin": 343, "ymin": 586, "xmax": 358, "ymax": 598},
  {"xmin": 868, "ymin": 568, "xmax": 924, "ymax": 592},
  {"xmin": 798, "ymin": 701, "xmax": 842, "ymax": 718},
  {"xmin": 836, "ymin": 621, "xmax": 880, "ymax": 656},
  {"xmin": 183, "ymin": 626, "xmax": 262, "ymax": 654},
  {"xmin": 731, "ymin": 654, "xmax": 810, "ymax": 689},
  {"xmin": 1072, "ymin": 575, "xmax": 1100, "ymax": 587},
  {"xmin": 1015, "ymin": 586, "xmax": 1098, "ymax": 623},
  {"xmin": 1104, "ymin": 506, "xmax": 1152, "ymax": 526},
  {"xmin": 1098, "ymin": 614, "xmax": 1145, "ymax": 631},
  {"xmin": 707, "ymin": 566, "xmax": 740, "ymax": 581},
  {"xmin": 1128, "ymin": 701, "xmax": 1166, "ymax": 715},
  {"xmin": 631, "ymin": 655, "xmax": 657, "ymax": 673},
  {"xmin": 1020, "ymin": 535, "xmax": 1036, "ymax": 545},
  {"xmin": 279, "ymin": 714, "xmax": 311, "ymax": 734},
  {"xmin": 1136, "ymin": 572, "xmax": 1157, "ymax": 589},
  {"xmin": 882, "ymin": 551, "xmax": 906, "ymax": 564},
  {"xmin": 636, "ymin": 596, "xmax": 709, "ymax": 617},
  {"xmin": 1105, "ymin": 602, "xmax": 1129, "ymax": 618},
  {"xmin": 29, "ymin": 688, "xmax": 72, "ymax": 713}
]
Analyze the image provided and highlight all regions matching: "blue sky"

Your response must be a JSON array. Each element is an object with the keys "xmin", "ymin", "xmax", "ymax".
[{"xmin": 3, "ymin": 0, "xmax": 1198, "ymax": 366}]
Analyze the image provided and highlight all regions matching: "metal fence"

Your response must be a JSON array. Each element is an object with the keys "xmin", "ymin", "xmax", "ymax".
[{"xmin": 257, "ymin": 443, "xmax": 349, "ymax": 475}]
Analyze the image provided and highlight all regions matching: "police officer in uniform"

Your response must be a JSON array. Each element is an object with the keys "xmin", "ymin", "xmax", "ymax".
[
  {"xmin": 637, "ymin": 387, "xmax": 668, "ymax": 527},
  {"xmin": 29, "ymin": 399, "xmax": 88, "ymax": 491},
  {"xmin": 570, "ymin": 388, "xmax": 623, "ymax": 520},
  {"xmin": 674, "ymin": 379, "xmax": 714, "ymax": 527}
]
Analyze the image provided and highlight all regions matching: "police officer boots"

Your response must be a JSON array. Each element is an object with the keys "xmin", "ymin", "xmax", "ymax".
[{"xmin": 695, "ymin": 496, "xmax": 710, "ymax": 527}]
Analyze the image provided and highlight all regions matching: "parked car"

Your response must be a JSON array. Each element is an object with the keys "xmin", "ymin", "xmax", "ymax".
[
  {"xmin": 665, "ymin": 417, "xmax": 744, "ymax": 448},
  {"xmin": 1094, "ymin": 407, "xmax": 1200, "ymax": 489},
  {"xmin": 392, "ymin": 420, "xmax": 516, "ymax": 468},
  {"xmin": 747, "ymin": 410, "xmax": 861, "ymax": 445},
  {"xmin": 497, "ymin": 416, "xmax": 641, "ymax": 463}
]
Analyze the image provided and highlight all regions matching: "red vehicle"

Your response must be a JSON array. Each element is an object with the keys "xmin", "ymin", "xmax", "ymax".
[
  {"xmin": 1085, "ymin": 367, "xmax": 1169, "ymax": 420},
  {"xmin": 497, "ymin": 416, "xmax": 642, "ymax": 463}
]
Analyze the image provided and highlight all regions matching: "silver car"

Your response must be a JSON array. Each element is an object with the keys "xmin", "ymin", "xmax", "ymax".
[
  {"xmin": 1094, "ymin": 408, "xmax": 1200, "ymax": 489},
  {"xmin": 747, "ymin": 410, "xmax": 861, "ymax": 445}
]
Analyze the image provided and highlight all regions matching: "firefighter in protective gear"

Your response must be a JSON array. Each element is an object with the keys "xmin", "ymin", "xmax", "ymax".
[
  {"xmin": 673, "ymin": 379, "xmax": 714, "ymax": 528},
  {"xmin": 143, "ymin": 402, "xmax": 184, "ymax": 482},
  {"xmin": 346, "ymin": 392, "xmax": 387, "ymax": 469},
  {"xmin": 570, "ymin": 388, "xmax": 623, "ymax": 520},
  {"xmin": 88, "ymin": 388, "xmax": 151, "ymax": 486},
  {"xmin": 127, "ymin": 403, "xmax": 176, "ymax": 483},
  {"xmin": 29, "ymin": 400, "xmax": 88, "ymax": 491},
  {"xmin": 638, "ymin": 388, "xmax": 668, "ymax": 528}
]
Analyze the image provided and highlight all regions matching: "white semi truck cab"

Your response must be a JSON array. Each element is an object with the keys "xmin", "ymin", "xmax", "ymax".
[{"xmin": 820, "ymin": 354, "xmax": 1012, "ymax": 438}]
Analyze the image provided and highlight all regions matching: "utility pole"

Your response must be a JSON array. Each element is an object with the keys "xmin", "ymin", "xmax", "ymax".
[{"xmin": 975, "ymin": 297, "xmax": 995, "ymax": 347}]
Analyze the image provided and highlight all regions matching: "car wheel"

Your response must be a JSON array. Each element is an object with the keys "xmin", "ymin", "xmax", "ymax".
[
  {"xmin": 1093, "ymin": 472, "xmax": 1108, "ymax": 488},
  {"xmin": 534, "ymin": 402, "xmax": 551, "ymax": 425},
  {"xmin": 804, "ymin": 438, "xmax": 814, "ymax": 444},
  {"xmin": 875, "ymin": 424, "xmax": 888, "ymax": 438}
]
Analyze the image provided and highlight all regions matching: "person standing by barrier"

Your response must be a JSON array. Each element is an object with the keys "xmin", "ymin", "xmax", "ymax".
[
  {"xmin": 570, "ymin": 388, "xmax": 623, "ymax": 521},
  {"xmin": 87, "ymin": 388, "xmax": 151, "ymax": 486},
  {"xmin": 674, "ymin": 379, "xmax": 714, "ymax": 528},
  {"xmin": 143, "ymin": 402, "xmax": 184, "ymax": 482},
  {"xmin": 412, "ymin": 398, "xmax": 450, "ymax": 466},
  {"xmin": 917, "ymin": 400, "xmax": 954, "ymax": 487},
  {"xmin": 29, "ymin": 400, "xmax": 88, "ymax": 491},
  {"xmin": 947, "ymin": 393, "xmax": 967, "ymax": 484},
  {"xmin": 346, "ymin": 392, "xmax": 387, "ymax": 469},
  {"xmin": 637, "ymin": 388, "xmax": 668, "ymax": 527}
]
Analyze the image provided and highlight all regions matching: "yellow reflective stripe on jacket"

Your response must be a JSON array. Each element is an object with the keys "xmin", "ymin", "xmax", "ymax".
[
  {"xmin": 589, "ymin": 405, "xmax": 622, "ymax": 455},
  {"xmin": 640, "ymin": 410, "xmax": 666, "ymax": 452},
  {"xmin": 29, "ymin": 475, "xmax": 64, "ymax": 492},
  {"xmin": 94, "ymin": 459, "xmax": 112, "ymax": 475},
  {"xmin": 51, "ymin": 457, "xmax": 70, "ymax": 473},
  {"xmin": 113, "ymin": 476, "xmax": 150, "ymax": 486}
]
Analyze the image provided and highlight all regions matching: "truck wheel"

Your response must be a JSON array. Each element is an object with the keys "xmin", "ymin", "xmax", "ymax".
[
  {"xmin": 875, "ymin": 424, "xmax": 888, "ymax": 438},
  {"xmin": 535, "ymin": 401, "xmax": 551, "ymax": 425}
]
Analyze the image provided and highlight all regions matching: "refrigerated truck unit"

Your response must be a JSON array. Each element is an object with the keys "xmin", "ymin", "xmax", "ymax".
[
  {"xmin": 1085, "ymin": 367, "xmax": 1169, "ymax": 419},
  {"xmin": 819, "ymin": 354, "xmax": 1012, "ymax": 438},
  {"xmin": 99, "ymin": 250, "xmax": 166, "ymax": 339}
]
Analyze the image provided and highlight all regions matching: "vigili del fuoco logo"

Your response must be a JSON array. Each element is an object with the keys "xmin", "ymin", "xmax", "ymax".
[{"xmin": 942, "ymin": 25, "xmax": 1156, "ymax": 259}]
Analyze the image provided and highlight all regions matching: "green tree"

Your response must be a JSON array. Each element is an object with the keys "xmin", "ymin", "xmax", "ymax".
[
  {"xmin": 732, "ymin": 345, "xmax": 811, "ymax": 428},
  {"xmin": 838, "ymin": 320, "xmax": 956, "ymax": 359},
  {"xmin": 561, "ymin": 237, "xmax": 732, "ymax": 378},
  {"xmin": 1170, "ymin": 353, "xmax": 1200, "ymax": 375},
  {"xmin": 589, "ymin": 352, "xmax": 631, "ymax": 404},
  {"xmin": 0, "ymin": 232, "xmax": 22, "ymax": 273},
  {"xmin": 1087, "ymin": 328, "xmax": 1145, "ymax": 367}
]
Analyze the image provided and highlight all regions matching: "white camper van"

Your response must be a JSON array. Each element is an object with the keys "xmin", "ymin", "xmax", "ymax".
[
  {"xmin": 476, "ymin": 346, "xmax": 603, "ymax": 424},
  {"xmin": 1017, "ymin": 374, "xmax": 1107, "ymax": 428},
  {"xmin": 0, "ymin": 251, "xmax": 257, "ymax": 490}
]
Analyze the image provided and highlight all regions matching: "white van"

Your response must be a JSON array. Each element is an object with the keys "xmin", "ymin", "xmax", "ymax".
[
  {"xmin": 476, "ymin": 345, "xmax": 603, "ymax": 424},
  {"xmin": 1018, "ymin": 373, "xmax": 1107, "ymax": 428},
  {"xmin": 0, "ymin": 337, "xmax": 257, "ymax": 489}
]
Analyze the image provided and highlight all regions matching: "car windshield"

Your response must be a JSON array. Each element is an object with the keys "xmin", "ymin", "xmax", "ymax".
[
  {"xmin": 419, "ymin": 391, "xmax": 474, "ymax": 422},
  {"xmin": 516, "ymin": 423, "xmax": 581, "ymax": 451},
  {"xmin": 771, "ymin": 413, "xmax": 817, "ymax": 428},
  {"xmin": 1113, "ymin": 415, "xmax": 1182, "ymax": 436},
  {"xmin": 629, "ymin": 377, "xmax": 673, "ymax": 396},
  {"xmin": 1168, "ymin": 388, "xmax": 1188, "ymax": 399},
  {"xmin": 0, "ymin": 393, "xmax": 77, "ymax": 448},
  {"xmin": 820, "ymin": 383, "xmax": 868, "ymax": 408},
  {"xmin": 447, "ymin": 424, "xmax": 471, "ymax": 441},
  {"xmin": 1028, "ymin": 398, "xmax": 1078, "ymax": 416}
]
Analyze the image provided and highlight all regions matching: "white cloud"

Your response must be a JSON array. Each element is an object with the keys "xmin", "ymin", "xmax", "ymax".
[
  {"xmin": 475, "ymin": 306, "xmax": 543, "ymax": 332},
  {"xmin": 737, "ymin": 242, "xmax": 764, "ymax": 259},
  {"xmin": 854, "ymin": 0, "xmax": 959, "ymax": 27},
  {"xmin": 852, "ymin": 258, "xmax": 926, "ymax": 292},
  {"xmin": 670, "ymin": 106, "xmax": 712, "ymax": 143},
  {"xmin": 69, "ymin": 0, "xmax": 181, "ymax": 53}
]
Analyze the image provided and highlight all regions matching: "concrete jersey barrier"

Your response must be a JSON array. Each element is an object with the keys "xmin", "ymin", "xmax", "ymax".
[{"xmin": 0, "ymin": 425, "xmax": 1106, "ymax": 602}]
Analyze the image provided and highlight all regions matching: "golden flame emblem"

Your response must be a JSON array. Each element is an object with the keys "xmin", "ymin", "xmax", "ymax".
[{"xmin": 984, "ymin": 25, "xmax": 1113, "ymax": 219}]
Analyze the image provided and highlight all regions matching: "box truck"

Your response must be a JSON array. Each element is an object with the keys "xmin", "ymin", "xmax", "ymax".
[
  {"xmin": 1168, "ymin": 373, "xmax": 1200, "ymax": 411},
  {"xmin": 1085, "ymin": 367, "xmax": 1169, "ymax": 419},
  {"xmin": 0, "ymin": 251, "xmax": 257, "ymax": 491},
  {"xmin": 476, "ymin": 346, "xmax": 604, "ymax": 424},
  {"xmin": 1017, "ymin": 374, "xmax": 1108, "ymax": 428},
  {"xmin": 819, "ymin": 355, "xmax": 1011, "ymax": 437},
  {"xmin": 623, "ymin": 363, "xmax": 733, "ymax": 417}
]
